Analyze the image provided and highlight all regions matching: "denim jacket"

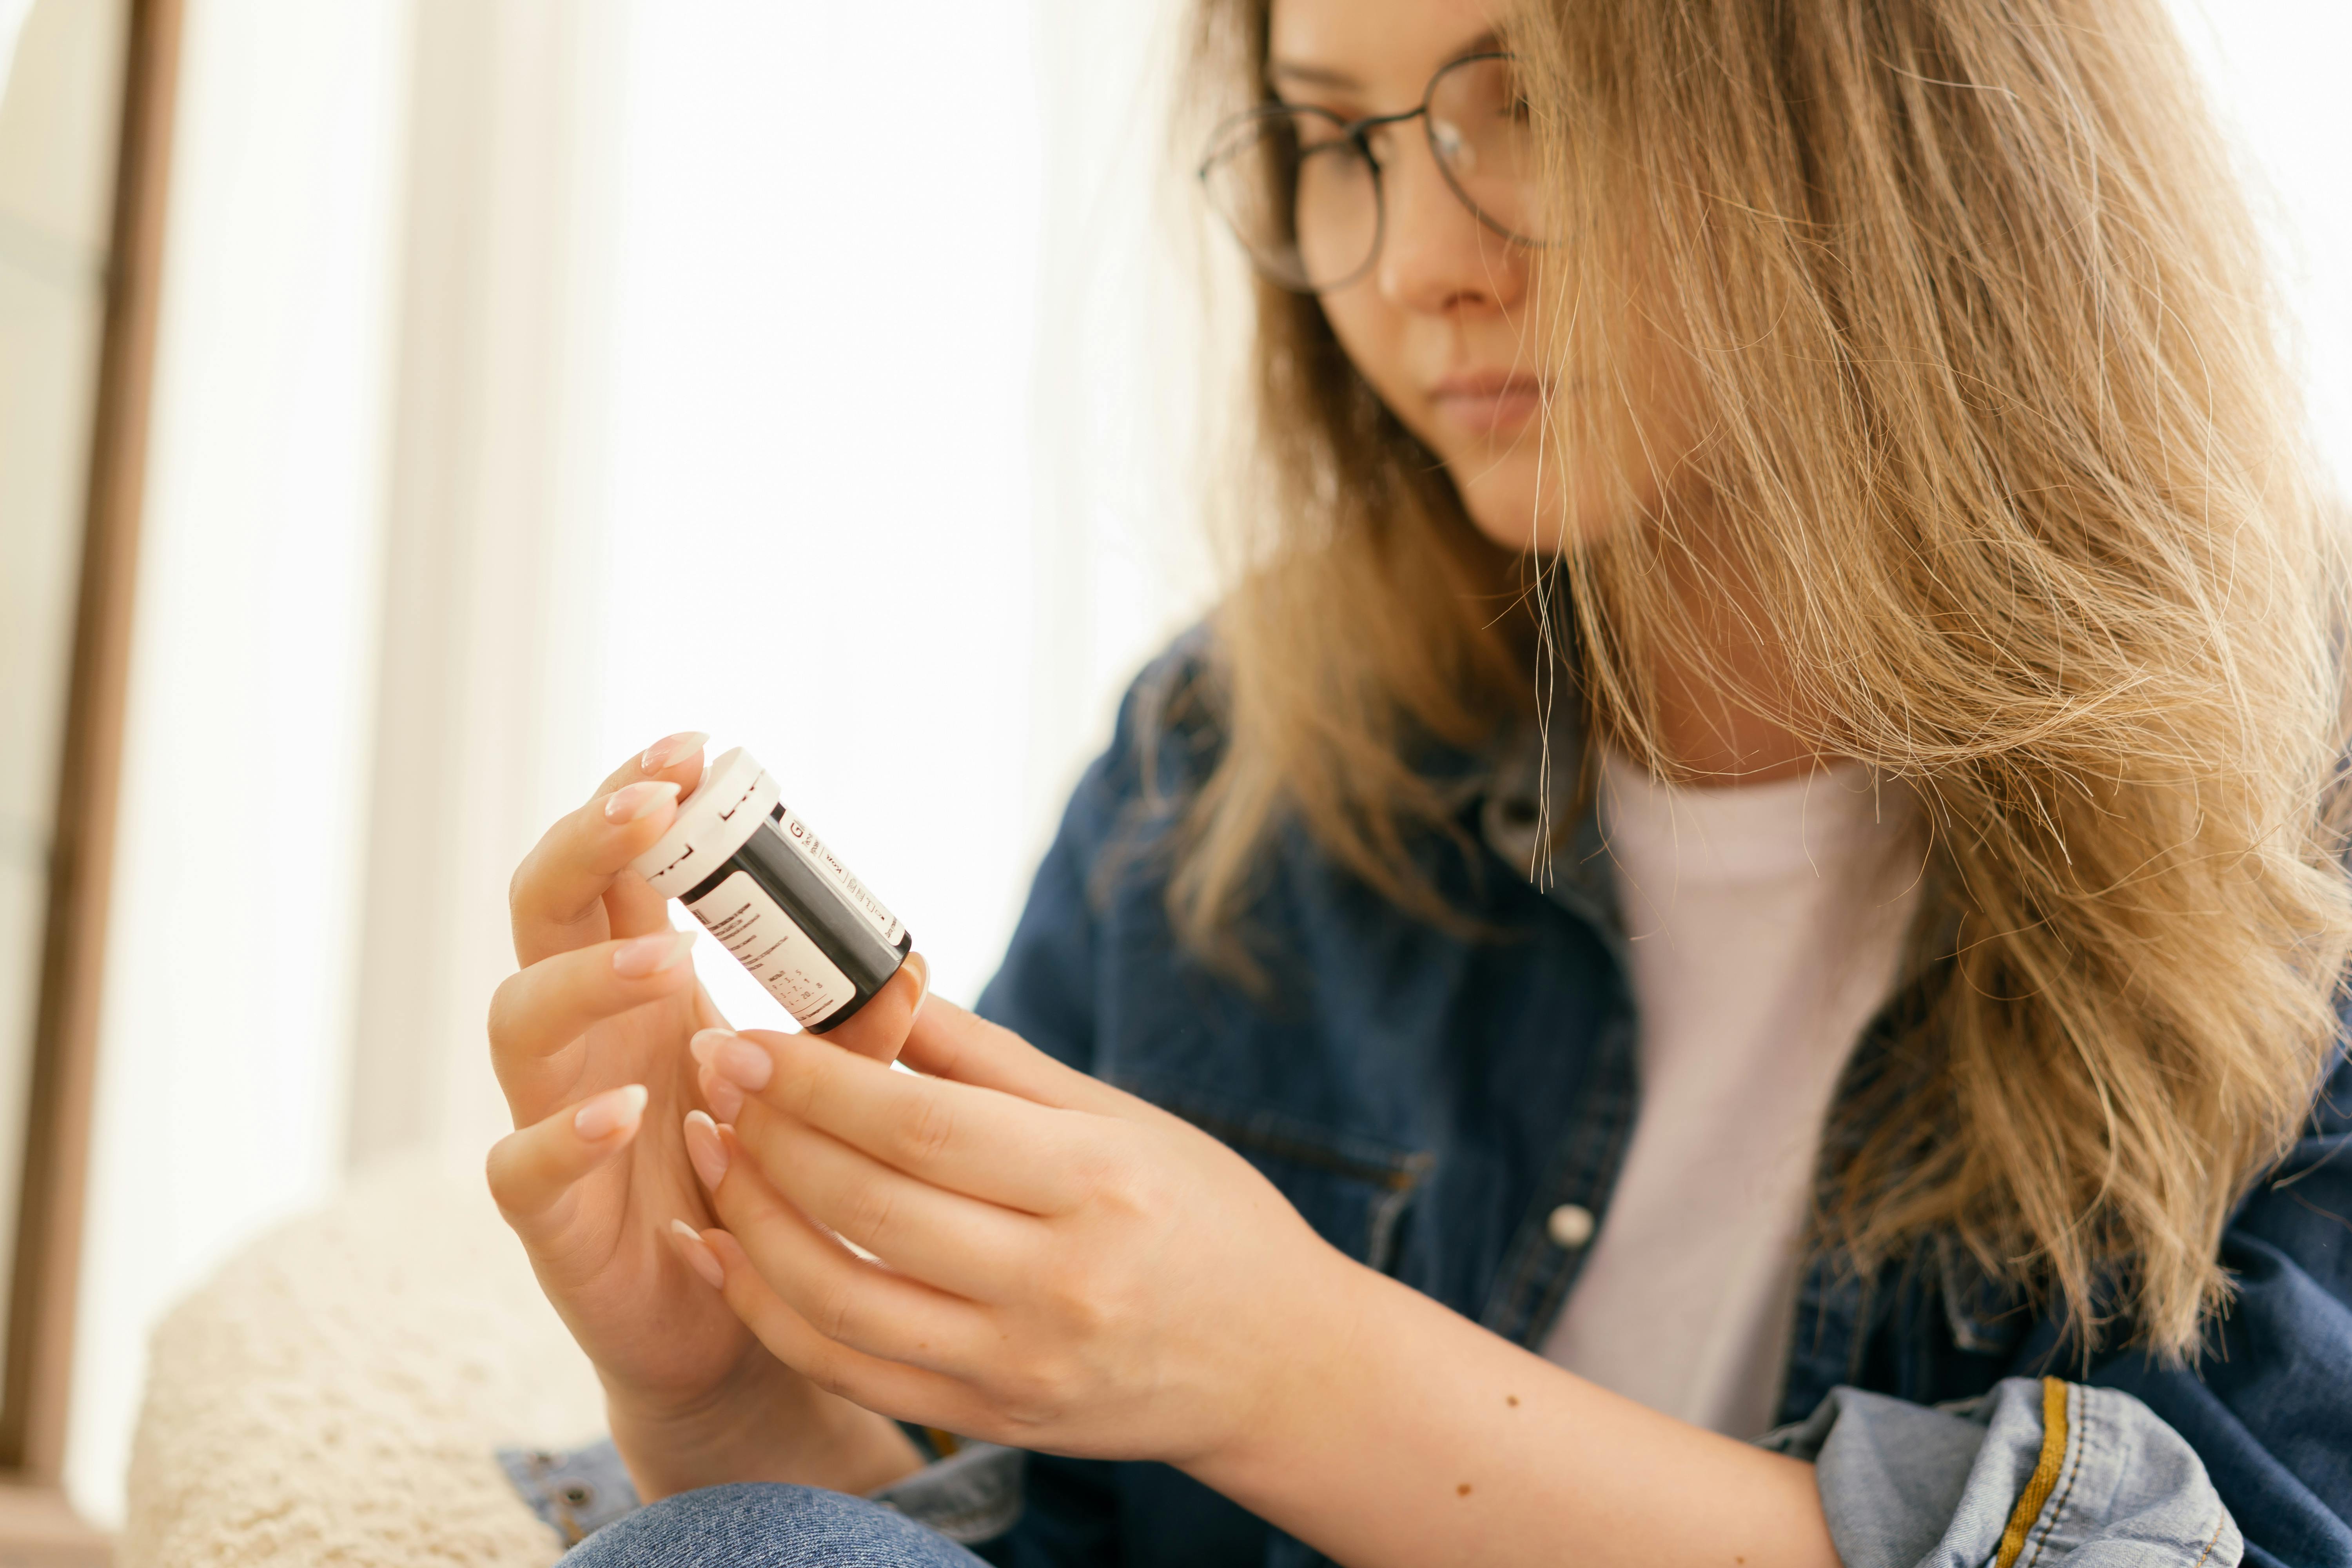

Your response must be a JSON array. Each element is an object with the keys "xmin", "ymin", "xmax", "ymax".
[{"xmin": 948, "ymin": 642, "xmax": 2352, "ymax": 1568}]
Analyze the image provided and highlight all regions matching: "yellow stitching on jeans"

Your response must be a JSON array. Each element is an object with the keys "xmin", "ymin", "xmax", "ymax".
[
  {"xmin": 2025, "ymin": 1389, "xmax": 2084, "ymax": 1568},
  {"xmin": 1996, "ymin": 1378, "xmax": 2071, "ymax": 1568},
  {"xmin": 2190, "ymin": 1512, "xmax": 2227, "ymax": 1568}
]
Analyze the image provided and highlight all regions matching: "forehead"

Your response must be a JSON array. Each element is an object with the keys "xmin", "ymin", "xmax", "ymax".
[{"xmin": 1267, "ymin": 0, "xmax": 1502, "ymax": 98}]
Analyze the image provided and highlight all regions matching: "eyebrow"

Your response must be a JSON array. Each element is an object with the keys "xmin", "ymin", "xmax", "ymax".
[{"xmin": 1268, "ymin": 31, "xmax": 1503, "ymax": 95}]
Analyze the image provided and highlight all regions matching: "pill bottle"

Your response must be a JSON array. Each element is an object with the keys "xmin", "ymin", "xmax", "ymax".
[{"xmin": 630, "ymin": 747, "xmax": 910, "ymax": 1033}]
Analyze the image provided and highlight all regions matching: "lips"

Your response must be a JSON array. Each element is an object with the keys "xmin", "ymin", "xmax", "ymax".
[{"xmin": 1428, "ymin": 369, "xmax": 1547, "ymax": 434}]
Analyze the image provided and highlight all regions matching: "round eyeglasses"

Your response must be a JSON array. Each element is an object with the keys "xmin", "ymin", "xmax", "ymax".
[{"xmin": 1198, "ymin": 52, "xmax": 1554, "ymax": 296}]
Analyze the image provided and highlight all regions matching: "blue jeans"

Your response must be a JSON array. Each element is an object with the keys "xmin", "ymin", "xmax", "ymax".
[{"xmin": 557, "ymin": 1483, "xmax": 988, "ymax": 1566}]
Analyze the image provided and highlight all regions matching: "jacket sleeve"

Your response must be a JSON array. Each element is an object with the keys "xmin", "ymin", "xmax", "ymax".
[
  {"xmin": 1766, "ymin": 1042, "xmax": 2352, "ymax": 1568},
  {"xmin": 2086, "ymin": 1041, "xmax": 2352, "ymax": 1568},
  {"xmin": 1763, "ymin": 1377, "xmax": 2241, "ymax": 1568}
]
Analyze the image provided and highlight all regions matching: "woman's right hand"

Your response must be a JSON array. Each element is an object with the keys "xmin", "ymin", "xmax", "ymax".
[{"xmin": 485, "ymin": 731, "xmax": 926, "ymax": 1499}]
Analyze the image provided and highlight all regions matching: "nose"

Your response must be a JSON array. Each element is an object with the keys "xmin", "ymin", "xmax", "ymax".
[{"xmin": 1371, "ymin": 126, "xmax": 1528, "ymax": 317}]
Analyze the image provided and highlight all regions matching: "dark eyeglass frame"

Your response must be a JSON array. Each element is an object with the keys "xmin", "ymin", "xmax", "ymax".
[{"xmin": 1197, "ymin": 51, "xmax": 1548, "ymax": 296}]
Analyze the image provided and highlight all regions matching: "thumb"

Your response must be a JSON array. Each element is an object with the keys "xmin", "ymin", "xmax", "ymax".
[
  {"xmin": 811, "ymin": 952, "xmax": 928, "ymax": 1064},
  {"xmin": 897, "ymin": 995, "xmax": 1130, "ymax": 1114}
]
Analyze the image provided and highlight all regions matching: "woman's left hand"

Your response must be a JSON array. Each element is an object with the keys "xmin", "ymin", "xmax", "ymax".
[{"xmin": 671, "ymin": 996, "xmax": 1361, "ymax": 1468}]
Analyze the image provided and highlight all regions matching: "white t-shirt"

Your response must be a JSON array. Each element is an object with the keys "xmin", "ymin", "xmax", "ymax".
[{"xmin": 1539, "ymin": 750, "xmax": 1922, "ymax": 1438}]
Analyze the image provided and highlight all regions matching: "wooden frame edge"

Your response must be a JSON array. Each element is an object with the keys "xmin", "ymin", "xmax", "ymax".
[{"xmin": 0, "ymin": 0, "xmax": 185, "ymax": 1492}]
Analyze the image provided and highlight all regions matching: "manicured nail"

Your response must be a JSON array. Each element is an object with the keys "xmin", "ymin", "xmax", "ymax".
[
  {"xmin": 689, "ymin": 1027, "xmax": 728, "ymax": 1067},
  {"xmin": 606, "ymin": 779, "xmax": 682, "ymax": 824},
  {"xmin": 698, "ymin": 1062, "xmax": 744, "ymax": 1123},
  {"xmin": 905, "ymin": 951, "xmax": 930, "ymax": 1022},
  {"xmin": 683, "ymin": 1109, "xmax": 729, "ymax": 1189},
  {"xmin": 709, "ymin": 1034, "xmax": 773, "ymax": 1093},
  {"xmin": 575, "ymin": 1083, "xmax": 648, "ymax": 1141},
  {"xmin": 613, "ymin": 928, "xmax": 696, "ymax": 978},
  {"xmin": 641, "ymin": 731, "xmax": 711, "ymax": 773},
  {"xmin": 668, "ymin": 1220, "xmax": 726, "ymax": 1289}
]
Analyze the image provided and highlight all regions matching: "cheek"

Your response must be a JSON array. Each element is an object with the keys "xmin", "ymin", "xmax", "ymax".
[
  {"xmin": 1314, "ymin": 289, "xmax": 1414, "ymax": 423},
  {"xmin": 1312, "ymin": 291, "xmax": 1686, "ymax": 556}
]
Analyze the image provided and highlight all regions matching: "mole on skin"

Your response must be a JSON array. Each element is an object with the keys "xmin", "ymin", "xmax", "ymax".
[
  {"xmin": 1457, "ymin": 1483, "xmax": 1473, "ymax": 1497},
  {"xmin": 1505, "ymin": 1394, "xmax": 1519, "ymax": 1406}
]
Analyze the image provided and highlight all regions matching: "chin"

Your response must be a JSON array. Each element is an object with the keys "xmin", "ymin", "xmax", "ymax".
[
  {"xmin": 1457, "ymin": 465, "xmax": 1564, "ymax": 555},
  {"xmin": 1455, "ymin": 444, "xmax": 1651, "ymax": 555}
]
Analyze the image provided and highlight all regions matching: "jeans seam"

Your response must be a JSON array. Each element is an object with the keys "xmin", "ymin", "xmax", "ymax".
[{"xmin": 2024, "ymin": 1384, "xmax": 2085, "ymax": 1568}]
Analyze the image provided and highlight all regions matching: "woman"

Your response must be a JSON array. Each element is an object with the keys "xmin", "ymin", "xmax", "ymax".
[{"xmin": 486, "ymin": 0, "xmax": 2352, "ymax": 1563}]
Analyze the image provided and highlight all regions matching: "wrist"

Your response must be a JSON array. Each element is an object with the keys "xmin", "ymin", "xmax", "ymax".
[
  {"xmin": 605, "ymin": 1355, "xmax": 921, "ymax": 1501},
  {"xmin": 1187, "ymin": 1242, "xmax": 1387, "ymax": 1490}
]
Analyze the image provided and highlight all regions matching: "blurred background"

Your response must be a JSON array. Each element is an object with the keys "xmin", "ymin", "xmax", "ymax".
[{"xmin": 0, "ymin": 0, "xmax": 2344, "ymax": 1538}]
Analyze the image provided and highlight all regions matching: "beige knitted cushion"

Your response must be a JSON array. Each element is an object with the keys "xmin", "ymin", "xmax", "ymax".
[{"xmin": 122, "ymin": 1155, "xmax": 605, "ymax": 1567}]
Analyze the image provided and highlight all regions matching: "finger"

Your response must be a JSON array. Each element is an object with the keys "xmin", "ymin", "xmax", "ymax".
[
  {"xmin": 696, "ymin": 1053, "xmax": 744, "ymax": 1124},
  {"xmin": 489, "ymin": 929, "xmax": 699, "ymax": 1081},
  {"xmin": 510, "ymin": 781, "xmax": 682, "ymax": 965},
  {"xmin": 897, "ymin": 996, "xmax": 1131, "ymax": 1115},
  {"xmin": 486, "ymin": 1084, "xmax": 649, "ymax": 1238},
  {"xmin": 699, "ymin": 1027, "xmax": 1093, "ymax": 1214},
  {"xmin": 508, "ymin": 733, "xmax": 711, "ymax": 967},
  {"xmin": 816, "ymin": 953, "xmax": 928, "ymax": 1064},
  {"xmin": 623, "ymin": 730, "xmax": 711, "ymax": 796},
  {"xmin": 682, "ymin": 1225, "xmax": 979, "ymax": 1430},
  {"xmin": 731, "ymin": 1094, "xmax": 1043, "ymax": 1301},
  {"xmin": 688, "ymin": 1117, "xmax": 988, "ymax": 1375},
  {"xmin": 690, "ymin": 978, "xmax": 732, "ymax": 1036}
]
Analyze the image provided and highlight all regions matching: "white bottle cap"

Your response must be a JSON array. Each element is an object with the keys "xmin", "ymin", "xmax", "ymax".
[{"xmin": 630, "ymin": 746, "xmax": 781, "ymax": 899}]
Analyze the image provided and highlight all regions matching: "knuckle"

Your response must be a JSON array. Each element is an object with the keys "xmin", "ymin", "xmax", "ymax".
[
  {"xmin": 804, "ymin": 1347, "xmax": 859, "ymax": 1401},
  {"xmin": 1066, "ymin": 1138, "xmax": 1128, "ymax": 1200},
  {"xmin": 774, "ymin": 1057, "xmax": 824, "ymax": 1121},
  {"xmin": 897, "ymin": 1095, "xmax": 958, "ymax": 1166},
  {"xmin": 1002, "ymin": 1356, "xmax": 1079, "ymax": 1426},
  {"xmin": 1078, "ymin": 1150, "xmax": 1157, "ymax": 1224},
  {"xmin": 844, "ymin": 1179, "xmax": 900, "ymax": 1246},
  {"xmin": 811, "ymin": 1273, "xmax": 864, "ymax": 1344},
  {"xmin": 506, "ymin": 840, "xmax": 548, "ymax": 915},
  {"xmin": 1039, "ymin": 1263, "xmax": 1113, "ymax": 1337},
  {"xmin": 485, "ymin": 973, "xmax": 526, "ymax": 1048},
  {"xmin": 483, "ymin": 1139, "xmax": 525, "ymax": 1214}
]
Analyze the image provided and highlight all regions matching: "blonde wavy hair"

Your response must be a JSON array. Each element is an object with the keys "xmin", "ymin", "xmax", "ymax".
[{"xmin": 1174, "ymin": 0, "xmax": 2352, "ymax": 1360}]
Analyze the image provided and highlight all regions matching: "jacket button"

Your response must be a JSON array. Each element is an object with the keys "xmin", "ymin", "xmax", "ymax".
[{"xmin": 1546, "ymin": 1203, "xmax": 1595, "ymax": 1249}]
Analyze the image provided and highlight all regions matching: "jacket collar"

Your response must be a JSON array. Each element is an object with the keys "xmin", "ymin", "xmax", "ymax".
[{"xmin": 1474, "ymin": 711, "xmax": 1624, "ymax": 961}]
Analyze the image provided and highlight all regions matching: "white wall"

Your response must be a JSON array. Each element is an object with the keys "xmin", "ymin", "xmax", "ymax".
[
  {"xmin": 2167, "ymin": 1, "xmax": 2352, "ymax": 501},
  {"xmin": 588, "ymin": 0, "xmax": 1051, "ymax": 1025},
  {"xmin": 595, "ymin": 0, "xmax": 1213, "ymax": 1035},
  {"xmin": 65, "ymin": 0, "xmax": 406, "ymax": 1526}
]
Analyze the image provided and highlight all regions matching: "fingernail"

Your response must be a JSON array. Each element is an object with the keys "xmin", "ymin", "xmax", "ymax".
[
  {"xmin": 614, "ymin": 928, "xmax": 697, "ymax": 978},
  {"xmin": 575, "ymin": 1083, "xmax": 649, "ymax": 1141},
  {"xmin": 668, "ymin": 1219, "xmax": 726, "ymax": 1289},
  {"xmin": 642, "ymin": 731, "xmax": 711, "ymax": 773},
  {"xmin": 905, "ymin": 952, "xmax": 930, "ymax": 1022},
  {"xmin": 710, "ymin": 1035, "xmax": 773, "ymax": 1093},
  {"xmin": 698, "ymin": 1062, "xmax": 744, "ymax": 1123},
  {"xmin": 688, "ymin": 1027, "xmax": 729, "ymax": 1067},
  {"xmin": 606, "ymin": 779, "xmax": 683, "ymax": 824},
  {"xmin": 683, "ymin": 1108, "xmax": 729, "ymax": 1189}
]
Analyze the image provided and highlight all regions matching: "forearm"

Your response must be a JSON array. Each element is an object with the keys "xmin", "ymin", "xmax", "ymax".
[
  {"xmin": 1186, "ymin": 1257, "xmax": 1839, "ymax": 1568},
  {"xmin": 605, "ymin": 1357, "xmax": 922, "ymax": 1503}
]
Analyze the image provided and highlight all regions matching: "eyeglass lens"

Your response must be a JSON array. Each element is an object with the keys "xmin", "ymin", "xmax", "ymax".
[{"xmin": 1200, "ymin": 53, "xmax": 1550, "ymax": 294}]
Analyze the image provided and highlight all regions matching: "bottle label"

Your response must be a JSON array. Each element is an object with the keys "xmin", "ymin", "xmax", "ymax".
[
  {"xmin": 772, "ymin": 810, "xmax": 906, "ymax": 947},
  {"xmin": 684, "ymin": 869, "xmax": 855, "ymax": 1027}
]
